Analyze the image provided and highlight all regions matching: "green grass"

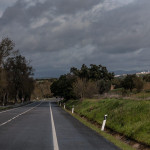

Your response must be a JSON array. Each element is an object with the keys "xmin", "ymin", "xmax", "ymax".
[
  {"xmin": 65, "ymin": 99, "xmax": 150, "ymax": 146},
  {"xmin": 109, "ymin": 88, "xmax": 150, "ymax": 100},
  {"xmin": 131, "ymin": 91, "xmax": 150, "ymax": 99},
  {"xmin": 0, "ymin": 106, "xmax": 12, "ymax": 111},
  {"xmin": 64, "ymin": 106, "xmax": 135, "ymax": 150},
  {"xmin": 110, "ymin": 88, "xmax": 123, "ymax": 95}
]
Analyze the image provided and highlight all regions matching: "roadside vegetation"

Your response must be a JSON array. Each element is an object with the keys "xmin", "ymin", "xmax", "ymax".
[
  {"xmin": 0, "ymin": 37, "xmax": 34, "ymax": 106},
  {"xmin": 51, "ymin": 64, "xmax": 150, "ymax": 148},
  {"xmin": 31, "ymin": 78, "xmax": 56, "ymax": 100},
  {"xmin": 51, "ymin": 64, "xmax": 150, "ymax": 100},
  {"xmin": 51, "ymin": 64, "xmax": 114, "ymax": 100},
  {"xmin": 65, "ymin": 99, "xmax": 150, "ymax": 146},
  {"xmin": 64, "ymin": 104, "xmax": 135, "ymax": 150}
]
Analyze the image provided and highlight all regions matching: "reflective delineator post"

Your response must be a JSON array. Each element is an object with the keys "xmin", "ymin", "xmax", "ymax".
[
  {"xmin": 72, "ymin": 105, "xmax": 74, "ymax": 114},
  {"xmin": 101, "ymin": 114, "xmax": 107, "ymax": 131},
  {"xmin": 64, "ymin": 103, "xmax": 65, "ymax": 109}
]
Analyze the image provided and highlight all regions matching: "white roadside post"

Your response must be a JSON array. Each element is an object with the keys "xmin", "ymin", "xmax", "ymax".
[
  {"xmin": 64, "ymin": 103, "xmax": 65, "ymax": 109},
  {"xmin": 72, "ymin": 105, "xmax": 74, "ymax": 114},
  {"xmin": 101, "ymin": 114, "xmax": 108, "ymax": 131},
  {"xmin": 22, "ymin": 98, "xmax": 24, "ymax": 104}
]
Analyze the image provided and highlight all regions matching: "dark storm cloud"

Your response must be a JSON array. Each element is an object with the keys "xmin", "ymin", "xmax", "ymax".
[{"xmin": 0, "ymin": 0, "xmax": 150, "ymax": 77}]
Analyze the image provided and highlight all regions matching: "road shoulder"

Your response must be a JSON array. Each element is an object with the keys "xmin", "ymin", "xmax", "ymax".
[{"xmin": 61, "ymin": 105, "xmax": 135, "ymax": 150}]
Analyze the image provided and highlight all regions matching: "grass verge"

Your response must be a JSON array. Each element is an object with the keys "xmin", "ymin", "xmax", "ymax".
[
  {"xmin": 63, "ymin": 107, "xmax": 135, "ymax": 150},
  {"xmin": 63, "ymin": 98, "xmax": 150, "ymax": 148}
]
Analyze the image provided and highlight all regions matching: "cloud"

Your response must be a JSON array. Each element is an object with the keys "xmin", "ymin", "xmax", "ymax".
[
  {"xmin": 0, "ymin": 0, "xmax": 150, "ymax": 77},
  {"xmin": 0, "ymin": 0, "xmax": 18, "ymax": 17}
]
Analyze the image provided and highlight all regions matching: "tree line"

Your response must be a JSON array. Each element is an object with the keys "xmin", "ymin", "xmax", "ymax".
[
  {"xmin": 51, "ymin": 64, "xmax": 150, "ymax": 100},
  {"xmin": 0, "ymin": 37, "xmax": 34, "ymax": 106},
  {"xmin": 112, "ymin": 74, "xmax": 147, "ymax": 93},
  {"xmin": 51, "ymin": 64, "xmax": 114, "ymax": 100}
]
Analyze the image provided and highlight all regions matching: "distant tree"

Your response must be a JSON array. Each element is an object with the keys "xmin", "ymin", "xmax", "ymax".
[
  {"xmin": 71, "ymin": 64, "xmax": 114, "ymax": 96},
  {"xmin": 50, "ymin": 74, "xmax": 76, "ymax": 100},
  {"xmin": 112, "ymin": 77, "xmax": 122, "ymax": 89},
  {"xmin": 134, "ymin": 77, "xmax": 144, "ymax": 93},
  {"xmin": 122, "ymin": 74, "xmax": 144, "ymax": 93},
  {"xmin": 98, "ymin": 79, "xmax": 111, "ymax": 94},
  {"xmin": 89, "ymin": 64, "xmax": 101, "ymax": 81},
  {"xmin": 143, "ymin": 74, "xmax": 150, "ymax": 82},
  {"xmin": 71, "ymin": 64, "xmax": 89, "ymax": 80},
  {"xmin": 51, "ymin": 64, "xmax": 114, "ymax": 100},
  {"xmin": 122, "ymin": 74, "xmax": 136, "ymax": 92},
  {"xmin": 73, "ymin": 78, "xmax": 98, "ymax": 99},
  {"xmin": 22, "ymin": 77, "xmax": 35, "ymax": 101},
  {"xmin": 79, "ymin": 64, "xmax": 89, "ymax": 80},
  {"xmin": 71, "ymin": 64, "xmax": 114, "ymax": 82},
  {"xmin": 89, "ymin": 64, "xmax": 114, "ymax": 81},
  {"xmin": 70, "ymin": 67, "xmax": 79, "ymax": 76},
  {"xmin": 73, "ymin": 78, "xmax": 85, "ymax": 99}
]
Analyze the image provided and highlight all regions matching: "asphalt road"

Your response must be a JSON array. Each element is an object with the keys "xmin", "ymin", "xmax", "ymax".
[{"xmin": 0, "ymin": 100, "xmax": 120, "ymax": 150}]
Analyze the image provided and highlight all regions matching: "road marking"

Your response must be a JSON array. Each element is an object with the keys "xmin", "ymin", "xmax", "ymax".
[
  {"xmin": 49, "ymin": 103, "xmax": 59, "ymax": 150},
  {"xmin": 0, "ymin": 102, "xmax": 42, "ymax": 127},
  {"xmin": 0, "ymin": 102, "xmax": 36, "ymax": 114}
]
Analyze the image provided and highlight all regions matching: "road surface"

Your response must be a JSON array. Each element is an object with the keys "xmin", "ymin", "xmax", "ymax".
[{"xmin": 0, "ymin": 100, "xmax": 120, "ymax": 150}]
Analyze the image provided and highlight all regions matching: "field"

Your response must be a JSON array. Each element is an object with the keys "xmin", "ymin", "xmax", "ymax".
[
  {"xmin": 65, "ymin": 98, "xmax": 150, "ymax": 146},
  {"xmin": 108, "ymin": 88, "xmax": 150, "ymax": 100}
]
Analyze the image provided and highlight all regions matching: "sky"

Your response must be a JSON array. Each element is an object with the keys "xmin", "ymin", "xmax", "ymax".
[{"xmin": 0, "ymin": 0, "xmax": 150, "ymax": 78}]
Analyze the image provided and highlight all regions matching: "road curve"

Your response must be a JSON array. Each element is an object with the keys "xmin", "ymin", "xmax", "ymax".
[{"xmin": 0, "ymin": 100, "xmax": 120, "ymax": 150}]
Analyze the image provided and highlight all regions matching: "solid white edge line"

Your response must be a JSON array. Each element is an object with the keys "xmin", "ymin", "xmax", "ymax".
[
  {"xmin": 49, "ymin": 103, "xmax": 59, "ymax": 150},
  {"xmin": 0, "ymin": 101, "xmax": 36, "ymax": 114},
  {"xmin": 0, "ymin": 102, "xmax": 42, "ymax": 127}
]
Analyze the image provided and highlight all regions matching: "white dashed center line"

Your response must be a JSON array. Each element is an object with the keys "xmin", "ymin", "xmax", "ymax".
[{"xmin": 0, "ymin": 102, "xmax": 42, "ymax": 127}]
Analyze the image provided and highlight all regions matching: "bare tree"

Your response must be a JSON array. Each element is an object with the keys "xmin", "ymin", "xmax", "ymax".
[{"xmin": 73, "ymin": 78, "xmax": 98, "ymax": 99}]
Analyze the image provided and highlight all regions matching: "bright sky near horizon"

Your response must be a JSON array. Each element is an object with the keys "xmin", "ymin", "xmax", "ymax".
[{"xmin": 0, "ymin": 0, "xmax": 150, "ymax": 78}]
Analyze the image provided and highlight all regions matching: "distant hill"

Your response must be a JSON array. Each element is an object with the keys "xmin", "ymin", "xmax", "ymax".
[{"xmin": 113, "ymin": 70, "xmax": 141, "ymax": 75}]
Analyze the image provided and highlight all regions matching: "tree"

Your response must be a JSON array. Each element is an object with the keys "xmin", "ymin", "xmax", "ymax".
[
  {"xmin": 4, "ymin": 55, "xmax": 34, "ymax": 102},
  {"xmin": 73, "ymin": 78, "xmax": 98, "ymax": 99},
  {"xmin": 89, "ymin": 64, "xmax": 114, "ymax": 81},
  {"xmin": 133, "ymin": 77, "xmax": 144, "ymax": 93},
  {"xmin": 122, "ymin": 74, "xmax": 144, "ymax": 93},
  {"xmin": 51, "ymin": 64, "xmax": 114, "ymax": 100},
  {"xmin": 70, "ymin": 64, "xmax": 89, "ymax": 80},
  {"xmin": 51, "ymin": 74, "xmax": 76, "ymax": 100},
  {"xmin": 143, "ymin": 74, "xmax": 150, "ymax": 82},
  {"xmin": 22, "ymin": 77, "xmax": 35, "ymax": 101},
  {"xmin": 122, "ymin": 74, "xmax": 136, "ymax": 92},
  {"xmin": 0, "ymin": 70, "xmax": 8, "ymax": 105},
  {"xmin": 122, "ymin": 75, "xmax": 135, "ymax": 92},
  {"xmin": 79, "ymin": 64, "xmax": 89, "ymax": 80},
  {"xmin": 112, "ymin": 77, "xmax": 122, "ymax": 89},
  {"xmin": 0, "ymin": 37, "xmax": 15, "ymax": 105},
  {"xmin": 0, "ymin": 37, "xmax": 15, "ymax": 66},
  {"xmin": 98, "ymin": 79, "xmax": 111, "ymax": 94},
  {"xmin": 70, "ymin": 67, "xmax": 79, "ymax": 76}
]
